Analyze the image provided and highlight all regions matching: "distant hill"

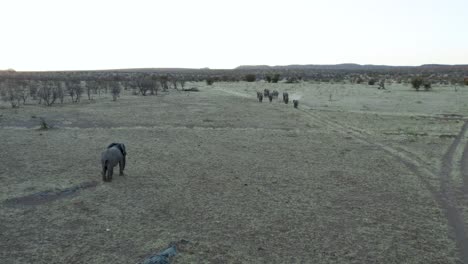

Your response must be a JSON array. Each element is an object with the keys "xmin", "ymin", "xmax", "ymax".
[
  {"xmin": 8, "ymin": 64, "xmax": 468, "ymax": 74},
  {"xmin": 235, "ymin": 64, "xmax": 468, "ymax": 71}
]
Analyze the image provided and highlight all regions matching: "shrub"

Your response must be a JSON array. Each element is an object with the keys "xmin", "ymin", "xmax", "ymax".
[
  {"xmin": 1, "ymin": 87, "xmax": 20, "ymax": 108},
  {"xmin": 39, "ymin": 117, "xmax": 49, "ymax": 130},
  {"xmin": 423, "ymin": 82, "xmax": 432, "ymax": 91},
  {"xmin": 137, "ymin": 77, "xmax": 158, "ymax": 96},
  {"xmin": 368, "ymin": 79, "xmax": 376, "ymax": 85},
  {"xmin": 411, "ymin": 77, "xmax": 424, "ymax": 91},
  {"xmin": 111, "ymin": 83, "xmax": 121, "ymax": 101},
  {"xmin": 464, "ymin": 78, "xmax": 468, "ymax": 86},
  {"xmin": 206, "ymin": 78, "xmax": 214, "ymax": 85},
  {"xmin": 271, "ymin": 74, "xmax": 280, "ymax": 83},
  {"xmin": 285, "ymin": 76, "xmax": 299, "ymax": 83},
  {"xmin": 245, "ymin": 74, "xmax": 256, "ymax": 82},
  {"xmin": 265, "ymin": 75, "xmax": 272, "ymax": 83}
]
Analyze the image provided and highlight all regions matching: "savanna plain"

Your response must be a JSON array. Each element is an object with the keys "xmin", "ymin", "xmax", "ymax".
[{"xmin": 1, "ymin": 81, "xmax": 468, "ymax": 263}]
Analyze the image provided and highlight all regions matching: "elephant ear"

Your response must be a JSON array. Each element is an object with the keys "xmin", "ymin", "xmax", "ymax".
[
  {"xmin": 108, "ymin": 143, "xmax": 118, "ymax": 149},
  {"xmin": 120, "ymin": 144, "xmax": 127, "ymax": 156}
]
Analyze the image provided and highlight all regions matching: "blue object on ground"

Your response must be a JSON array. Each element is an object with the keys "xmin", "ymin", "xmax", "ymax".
[{"xmin": 141, "ymin": 245, "xmax": 177, "ymax": 264}]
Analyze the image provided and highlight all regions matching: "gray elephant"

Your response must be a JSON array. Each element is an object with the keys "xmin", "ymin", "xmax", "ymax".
[
  {"xmin": 257, "ymin": 92, "xmax": 263, "ymax": 102},
  {"xmin": 293, "ymin": 99, "xmax": 299, "ymax": 108},
  {"xmin": 271, "ymin": 90, "xmax": 279, "ymax": 98},
  {"xmin": 283, "ymin": 92, "xmax": 289, "ymax": 104},
  {"xmin": 101, "ymin": 143, "xmax": 126, "ymax": 182}
]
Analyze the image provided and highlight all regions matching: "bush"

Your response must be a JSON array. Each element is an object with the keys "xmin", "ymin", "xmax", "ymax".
[
  {"xmin": 244, "ymin": 74, "xmax": 256, "ymax": 82},
  {"xmin": 265, "ymin": 75, "xmax": 272, "ymax": 83},
  {"xmin": 368, "ymin": 79, "xmax": 376, "ymax": 85},
  {"xmin": 271, "ymin": 74, "xmax": 280, "ymax": 83},
  {"xmin": 411, "ymin": 77, "xmax": 424, "ymax": 91},
  {"xmin": 111, "ymin": 84, "xmax": 121, "ymax": 101},
  {"xmin": 39, "ymin": 117, "xmax": 49, "ymax": 130},
  {"xmin": 423, "ymin": 82, "xmax": 432, "ymax": 91},
  {"xmin": 206, "ymin": 78, "xmax": 214, "ymax": 85},
  {"xmin": 285, "ymin": 76, "xmax": 299, "ymax": 83},
  {"xmin": 464, "ymin": 78, "xmax": 468, "ymax": 86}
]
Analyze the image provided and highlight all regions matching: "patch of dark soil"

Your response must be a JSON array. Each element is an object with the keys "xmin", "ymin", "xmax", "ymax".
[
  {"xmin": 182, "ymin": 87, "xmax": 200, "ymax": 92},
  {"xmin": 3, "ymin": 181, "xmax": 98, "ymax": 207},
  {"xmin": 383, "ymin": 132, "xmax": 428, "ymax": 137},
  {"xmin": 439, "ymin": 114, "xmax": 464, "ymax": 119},
  {"xmin": 439, "ymin": 134, "xmax": 457, "ymax": 139}
]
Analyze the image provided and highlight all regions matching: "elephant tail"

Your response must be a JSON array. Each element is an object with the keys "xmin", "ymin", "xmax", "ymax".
[{"xmin": 102, "ymin": 159, "xmax": 109, "ymax": 181}]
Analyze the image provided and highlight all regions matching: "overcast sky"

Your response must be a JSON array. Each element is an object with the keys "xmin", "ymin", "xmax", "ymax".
[{"xmin": 1, "ymin": 0, "xmax": 467, "ymax": 71}]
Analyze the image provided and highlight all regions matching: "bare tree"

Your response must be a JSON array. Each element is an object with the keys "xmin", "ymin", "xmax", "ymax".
[
  {"xmin": 179, "ymin": 78, "xmax": 186, "ymax": 90},
  {"xmin": 159, "ymin": 75, "xmax": 169, "ymax": 91},
  {"xmin": 18, "ymin": 86, "xmax": 29, "ymax": 104},
  {"xmin": 85, "ymin": 80, "xmax": 94, "ymax": 100},
  {"xmin": 137, "ymin": 78, "xmax": 150, "ymax": 96},
  {"xmin": 149, "ymin": 76, "xmax": 160, "ymax": 95},
  {"xmin": 138, "ymin": 77, "xmax": 159, "ymax": 96},
  {"xmin": 0, "ymin": 80, "xmax": 21, "ymax": 108},
  {"xmin": 171, "ymin": 77, "xmax": 178, "ymax": 90},
  {"xmin": 29, "ymin": 85, "xmax": 38, "ymax": 100},
  {"xmin": 1, "ymin": 88, "xmax": 20, "ymax": 108},
  {"xmin": 57, "ymin": 81, "xmax": 65, "ymax": 104},
  {"xmin": 110, "ymin": 81, "xmax": 121, "ymax": 101},
  {"xmin": 66, "ymin": 80, "xmax": 83, "ymax": 103},
  {"xmin": 38, "ymin": 81, "xmax": 59, "ymax": 106}
]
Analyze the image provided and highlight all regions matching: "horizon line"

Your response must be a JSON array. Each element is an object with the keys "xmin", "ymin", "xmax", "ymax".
[{"xmin": 3, "ymin": 63, "xmax": 468, "ymax": 72}]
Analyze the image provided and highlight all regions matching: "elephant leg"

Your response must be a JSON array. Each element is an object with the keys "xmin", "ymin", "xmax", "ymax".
[
  {"xmin": 102, "ymin": 164, "xmax": 108, "ymax": 182},
  {"xmin": 119, "ymin": 161, "xmax": 124, "ymax": 176},
  {"xmin": 108, "ymin": 167, "xmax": 114, "ymax": 182}
]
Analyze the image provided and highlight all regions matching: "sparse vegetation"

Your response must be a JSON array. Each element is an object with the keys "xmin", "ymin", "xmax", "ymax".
[{"xmin": 1, "ymin": 79, "xmax": 468, "ymax": 264}]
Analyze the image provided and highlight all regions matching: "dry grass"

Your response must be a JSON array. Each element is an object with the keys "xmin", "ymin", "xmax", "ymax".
[{"xmin": 0, "ymin": 82, "xmax": 465, "ymax": 263}]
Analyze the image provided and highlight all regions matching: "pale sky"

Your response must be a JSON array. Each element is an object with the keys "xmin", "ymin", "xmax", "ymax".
[{"xmin": 1, "ymin": 0, "xmax": 467, "ymax": 71}]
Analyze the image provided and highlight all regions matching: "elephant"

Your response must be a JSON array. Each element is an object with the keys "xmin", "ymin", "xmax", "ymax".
[
  {"xmin": 101, "ymin": 143, "xmax": 126, "ymax": 182},
  {"xmin": 293, "ymin": 99, "xmax": 299, "ymax": 108},
  {"xmin": 378, "ymin": 80, "xmax": 385, "ymax": 90},
  {"xmin": 283, "ymin": 92, "xmax": 289, "ymax": 104},
  {"xmin": 257, "ymin": 92, "xmax": 263, "ymax": 102},
  {"xmin": 271, "ymin": 90, "xmax": 279, "ymax": 98},
  {"xmin": 264, "ymin": 89, "xmax": 270, "ymax": 97},
  {"xmin": 268, "ymin": 94, "xmax": 273, "ymax": 102}
]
